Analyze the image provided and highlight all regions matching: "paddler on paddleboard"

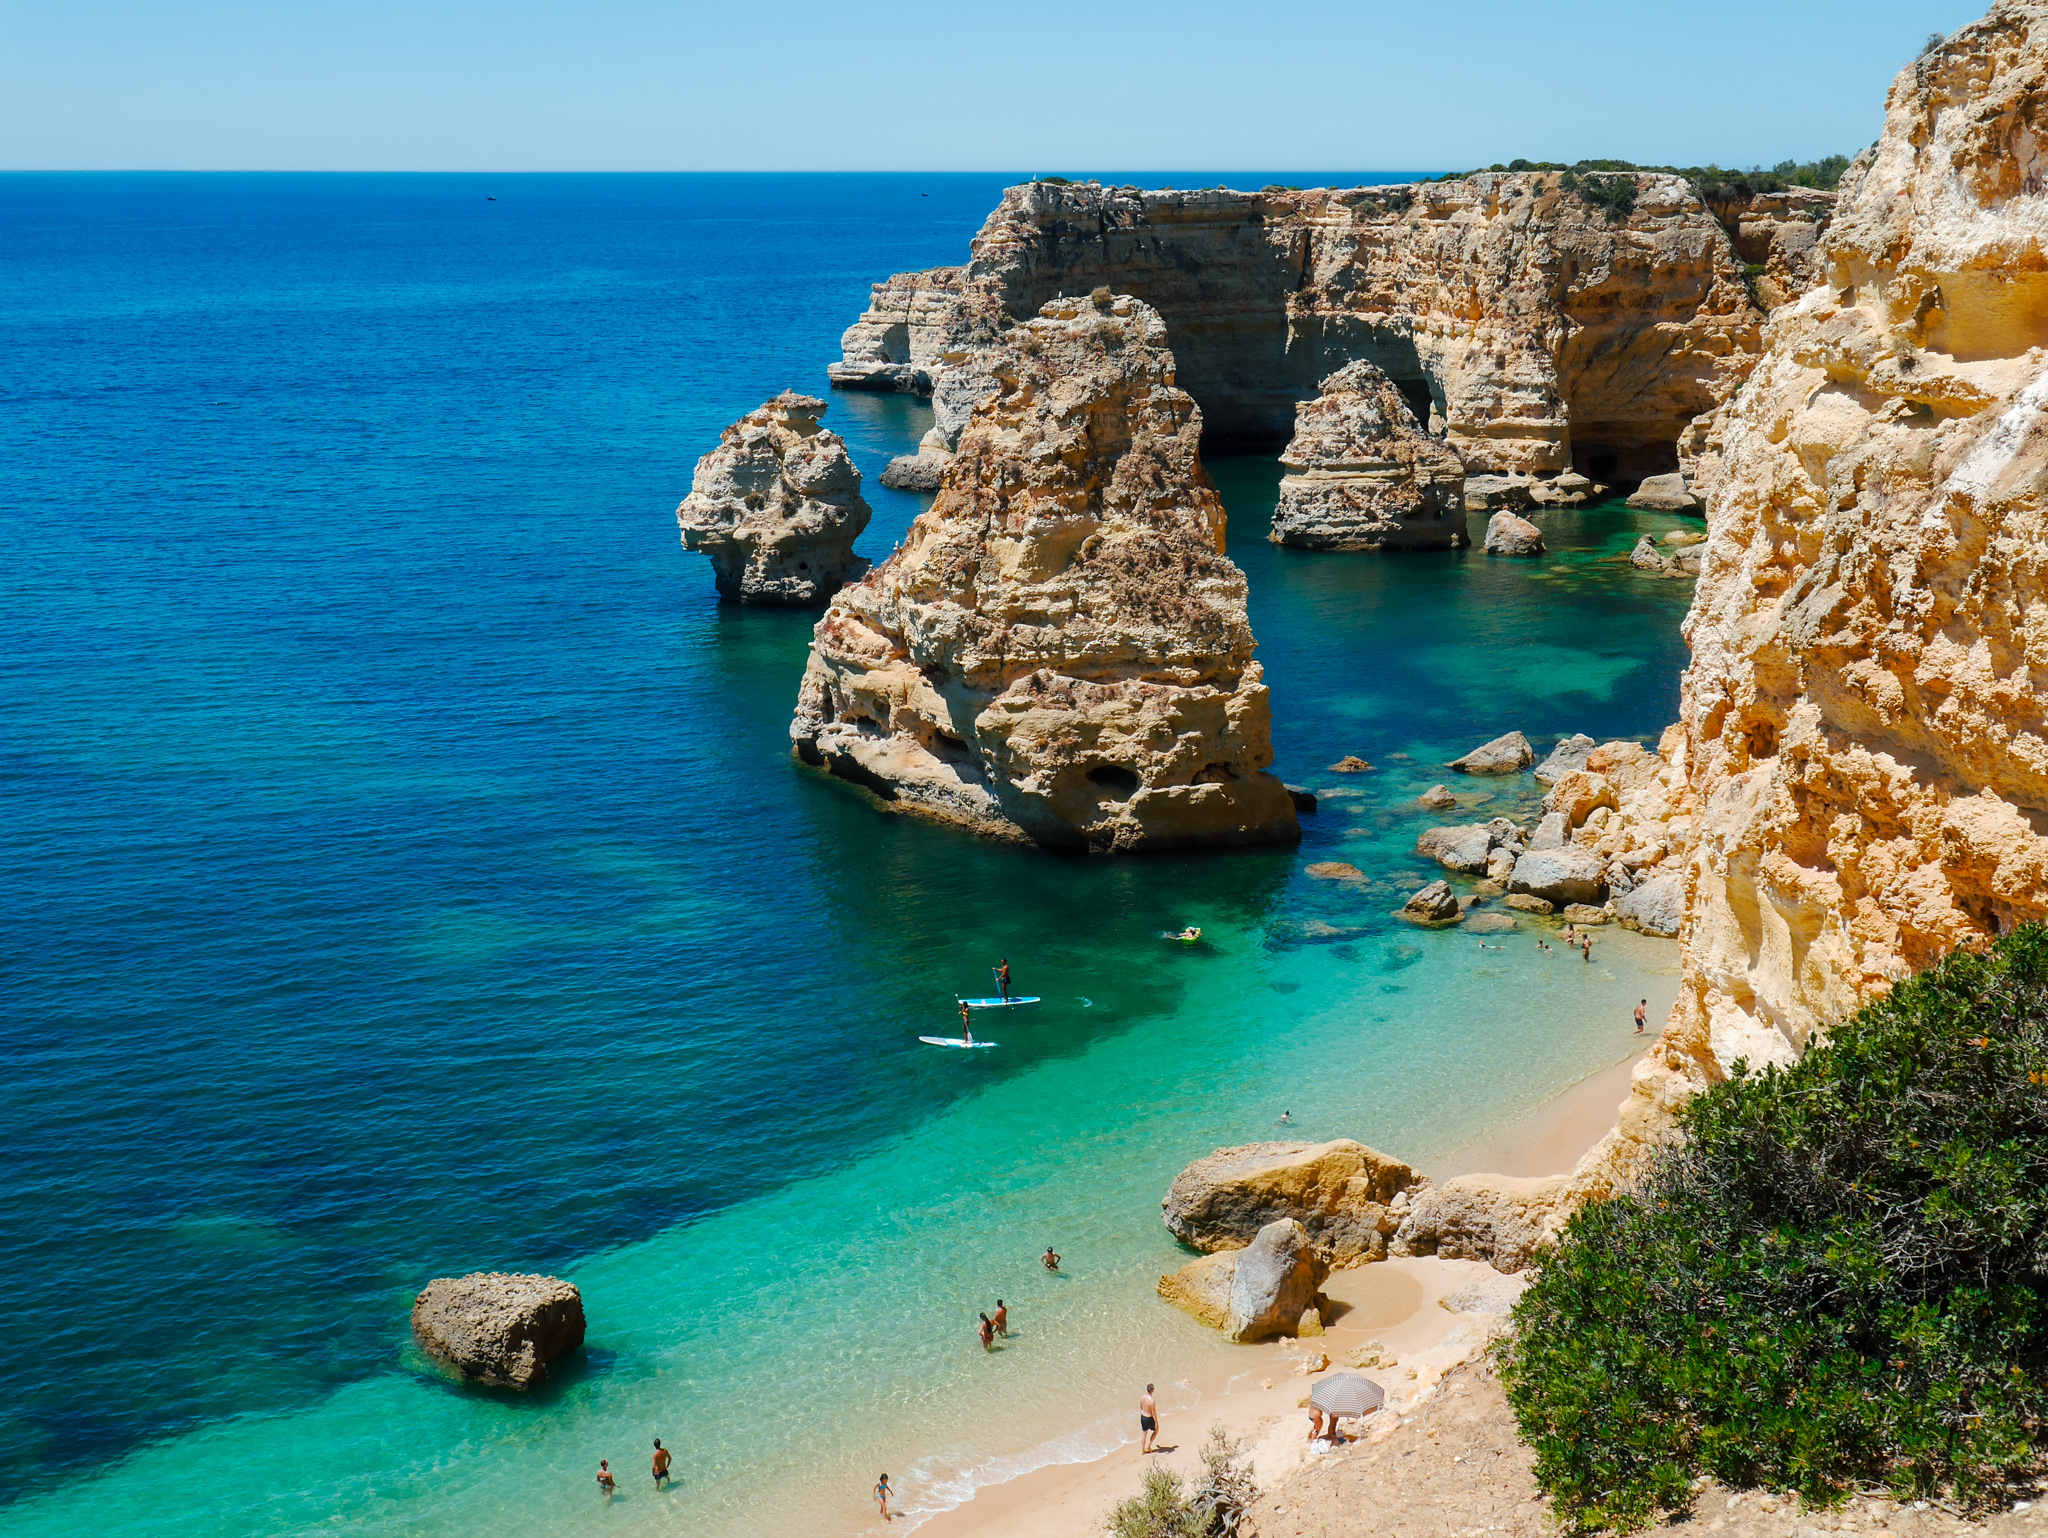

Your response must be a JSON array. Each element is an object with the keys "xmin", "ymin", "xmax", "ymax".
[
  {"xmin": 960, "ymin": 1001, "xmax": 974, "ymax": 1046},
  {"xmin": 996, "ymin": 959, "xmax": 1011, "ymax": 1000}
]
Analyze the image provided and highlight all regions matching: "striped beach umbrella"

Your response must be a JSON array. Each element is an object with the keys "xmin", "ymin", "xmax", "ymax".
[{"xmin": 1309, "ymin": 1373, "xmax": 1385, "ymax": 1418}]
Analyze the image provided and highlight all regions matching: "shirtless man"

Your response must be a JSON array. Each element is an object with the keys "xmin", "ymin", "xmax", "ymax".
[
  {"xmin": 1633, "ymin": 999, "xmax": 1647, "ymax": 1034},
  {"xmin": 1042, "ymin": 1246, "xmax": 1061, "ymax": 1272},
  {"xmin": 1138, "ymin": 1384, "xmax": 1159, "ymax": 1453},
  {"xmin": 652, "ymin": 1439, "xmax": 671, "ymax": 1488},
  {"xmin": 596, "ymin": 1459, "xmax": 616, "ymax": 1497},
  {"xmin": 992, "ymin": 1299, "xmax": 1008, "ymax": 1337},
  {"xmin": 996, "ymin": 959, "xmax": 1011, "ymax": 1000}
]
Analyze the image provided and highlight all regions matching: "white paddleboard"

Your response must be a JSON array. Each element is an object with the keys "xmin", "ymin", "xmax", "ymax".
[
  {"xmin": 920, "ymin": 1036, "xmax": 998, "ymax": 1049},
  {"xmin": 958, "ymin": 996, "xmax": 1041, "ymax": 1008}
]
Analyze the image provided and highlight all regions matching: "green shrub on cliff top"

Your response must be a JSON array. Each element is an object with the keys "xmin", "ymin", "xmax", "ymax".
[{"xmin": 1498, "ymin": 925, "xmax": 2048, "ymax": 1532}]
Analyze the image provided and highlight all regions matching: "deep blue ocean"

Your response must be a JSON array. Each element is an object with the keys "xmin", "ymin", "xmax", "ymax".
[{"xmin": 1, "ymin": 173, "xmax": 1698, "ymax": 1535}]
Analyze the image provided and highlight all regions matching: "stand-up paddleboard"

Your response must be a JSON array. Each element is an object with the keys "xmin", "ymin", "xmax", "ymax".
[
  {"xmin": 920, "ymin": 1036, "xmax": 998, "ymax": 1049},
  {"xmin": 958, "ymin": 996, "xmax": 1040, "ymax": 1009}
]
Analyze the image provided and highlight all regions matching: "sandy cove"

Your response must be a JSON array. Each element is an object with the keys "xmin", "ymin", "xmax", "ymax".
[{"xmin": 907, "ymin": 1046, "xmax": 1648, "ymax": 1537}]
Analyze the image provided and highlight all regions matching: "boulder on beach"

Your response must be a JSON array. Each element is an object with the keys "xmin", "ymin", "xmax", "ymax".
[
  {"xmin": 1158, "ymin": 1218, "xmax": 1333, "ymax": 1341},
  {"xmin": 1401, "ymin": 879, "xmax": 1463, "ymax": 924},
  {"xmin": 410, "ymin": 1273, "xmax": 586, "ymax": 1390},
  {"xmin": 1391, "ymin": 1173, "xmax": 1570, "ymax": 1274},
  {"xmin": 1448, "ymin": 731, "xmax": 1534, "ymax": 774},
  {"xmin": 1508, "ymin": 848, "xmax": 1607, "ymax": 906},
  {"xmin": 1616, "ymin": 869, "xmax": 1685, "ymax": 937},
  {"xmin": 1161, "ymin": 1139, "xmax": 1426, "ymax": 1265},
  {"xmin": 1482, "ymin": 511, "xmax": 1544, "ymax": 557},
  {"xmin": 1533, "ymin": 734, "xmax": 1595, "ymax": 786}
]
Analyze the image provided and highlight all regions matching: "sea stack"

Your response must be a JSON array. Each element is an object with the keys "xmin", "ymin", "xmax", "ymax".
[
  {"xmin": 1269, "ymin": 360, "xmax": 1467, "ymax": 550},
  {"xmin": 790, "ymin": 292, "xmax": 1301, "ymax": 853},
  {"xmin": 675, "ymin": 392, "xmax": 871, "ymax": 605},
  {"xmin": 410, "ymin": 1272, "xmax": 585, "ymax": 1390}
]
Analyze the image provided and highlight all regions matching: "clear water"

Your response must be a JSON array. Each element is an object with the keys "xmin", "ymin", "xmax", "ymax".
[{"xmin": 1, "ymin": 172, "xmax": 1698, "ymax": 1534}]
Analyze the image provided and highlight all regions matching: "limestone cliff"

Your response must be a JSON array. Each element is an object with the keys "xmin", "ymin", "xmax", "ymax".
[
  {"xmin": 1579, "ymin": 0, "xmax": 2048, "ymax": 1198},
  {"xmin": 791, "ymin": 293, "xmax": 1300, "ymax": 852},
  {"xmin": 833, "ymin": 174, "xmax": 1816, "ymax": 479},
  {"xmin": 1270, "ymin": 360, "xmax": 1468, "ymax": 550},
  {"xmin": 675, "ymin": 392, "xmax": 871, "ymax": 605}
]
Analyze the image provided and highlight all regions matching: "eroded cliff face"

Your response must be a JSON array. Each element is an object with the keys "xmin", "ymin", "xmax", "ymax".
[
  {"xmin": 791, "ymin": 294, "xmax": 1300, "ymax": 852},
  {"xmin": 833, "ymin": 175, "xmax": 1820, "ymax": 477},
  {"xmin": 1576, "ymin": 0, "xmax": 2048, "ymax": 1197}
]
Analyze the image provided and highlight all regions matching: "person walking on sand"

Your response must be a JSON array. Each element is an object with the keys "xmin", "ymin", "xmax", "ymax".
[
  {"xmin": 993, "ymin": 1299, "xmax": 1008, "ymax": 1337},
  {"xmin": 875, "ymin": 1473, "xmax": 893, "ymax": 1522},
  {"xmin": 1043, "ymin": 1246, "xmax": 1061, "ymax": 1272},
  {"xmin": 596, "ymin": 1459, "xmax": 616, "ymax": 1497},
  {"xmin": 1633, "ymin": 999, "xmax": 1647, "ymax": 1034},
  {"xmin": 1138, "ymin": 1384, "xmax": 1159, "ymax": 1453},
  {"xmin": 652, "ymin": 1439, "xmax": 671, "ymax": 1488}
]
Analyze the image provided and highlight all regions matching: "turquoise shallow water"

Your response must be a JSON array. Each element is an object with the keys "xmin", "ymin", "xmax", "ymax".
[{"xmin": 2, "ymin": 172, "xmax": 1697, "ymax": 1533}]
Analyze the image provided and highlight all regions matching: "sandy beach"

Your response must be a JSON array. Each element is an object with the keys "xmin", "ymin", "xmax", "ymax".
[{"xmin": 910, "ymin": 1044, "xmax": 1646, "ymax": 1536}]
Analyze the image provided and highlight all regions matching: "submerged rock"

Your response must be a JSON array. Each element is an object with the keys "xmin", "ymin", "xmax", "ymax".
[
  {"xmin": 1161, "ymin": 1139, "xmax": 1426, "ymax": 1265},
  {"xmin": 410, "ymin": 1273, "xmax": 585, "ymax": 1390},
  {"xmin": 1269, "ymin": 360, "xmax": 1467, "ymax": 551},
  {"xmin": 790, "ymin": 295, "xmax": 1299, "ymax": 853},
  {"xmin": 1448, "ymin": 731, "xmax": 1534, "ymax": 775},
  {"xmin": 675, "ymin": 392, "xmax": 872, "ymax": 605}
]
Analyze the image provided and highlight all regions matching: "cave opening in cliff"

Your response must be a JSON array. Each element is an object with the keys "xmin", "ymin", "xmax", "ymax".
[{"xmin": 1570, "ymin": 428, "xmax": 1681, "ymax": 485}]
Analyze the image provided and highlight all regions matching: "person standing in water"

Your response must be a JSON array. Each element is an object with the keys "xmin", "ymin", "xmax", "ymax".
[
  {"xmin": 993, "ymin": 1299, "xmax": 1009, "ymax": 1337},
  {"xmin": 875, "ymin": 1473, "xmax": 893, "ymax": 1522},
  {"xmin": 1634, "ymin": 999, "xmax": 1647, "ymax": 1034},
  {"xmin": 996, "ymin": 959, "xmax": 1011, "ymax": 1000},
  {"xmin": 1276, "ymin": 1110, "xmax": 1291, "ymax": 1129},
  {"xmin": 979, "ymin": 1312, "xmax": 995, "ymax": 1350},
  {"xmin": 652, "ymin": 1439, "xmax": 671, "ymax": 1488},
  {"xmin": 596, "ymin": 1459, "xmax": 616, "ymax": 1497},
  {"xmin": 1138, "ymin": 1384, "xmax": 1159, "ymax": 1453},
  {"xmin": 1042, "ymin": 1246, "xmax": 1061, "ymax": 1272}
]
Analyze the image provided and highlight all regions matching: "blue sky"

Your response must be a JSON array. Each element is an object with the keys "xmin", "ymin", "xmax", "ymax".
[{"xmin": 0, "ymin": 0, "xmax": 1990, "ymax": 171}]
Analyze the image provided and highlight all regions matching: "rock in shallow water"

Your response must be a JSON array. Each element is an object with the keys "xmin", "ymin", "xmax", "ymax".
[
  {"xmin": 1448, "ymin": 731, "xmax": 1534, "ymax": 774},
  {"xmin": 1482, "ymin": 511, "xmax": 1544, "ymax": 557},
  {"xmin": 1268, "ymin": 360, "xmax": 1467, "ymax": 551},
  {"xmin": 410, "ymin": 1273, "xmax": 585, "ymax": 1390},
  {"xmin": 674, "ymin": 392, "xmax": 872, "ymax": 605},
  {"xmin": 789, "ymin": 295, "xmax": 1299, "ymax": 853},
  {"xmin": 1624, "ymin": 472, "xmax": 1701, "ymax": 512},
  {"xmin": 1401, "ymin": 879, "xmax": 1463, "ymax": 924},
  {"xmin": 1533, "ymin": 733, "xmax": 1595, "ymax": 786}
]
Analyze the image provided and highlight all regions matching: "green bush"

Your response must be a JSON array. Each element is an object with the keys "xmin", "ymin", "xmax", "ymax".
[
  {"xmin": 1104, "ymin": 1426, "xmax": 1257, "ymax": 1537},
  {"xmin": 1498, "ymin": 926, "xmax": 2048, "ymax": 1532}
]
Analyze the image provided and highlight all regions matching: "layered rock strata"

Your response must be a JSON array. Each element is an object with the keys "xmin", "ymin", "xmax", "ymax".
[
  {"xmin": 834, "ymin": 173, "xmax": 1815, "ymax": 478},
  {"xmin": 675, "ymin": 393, "xmax": 872, "ymax": 605},
  {"xmin": 1269, "ymin": 360, "xmax": 1468, "ymax": 549},
  {"xmin": 410, "ymin": 1272, "xmax": 585, "ymax": 1390},
  {"xmin": 790, "ymin": 294, "xmax": 1300, "ymax": 852}
]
